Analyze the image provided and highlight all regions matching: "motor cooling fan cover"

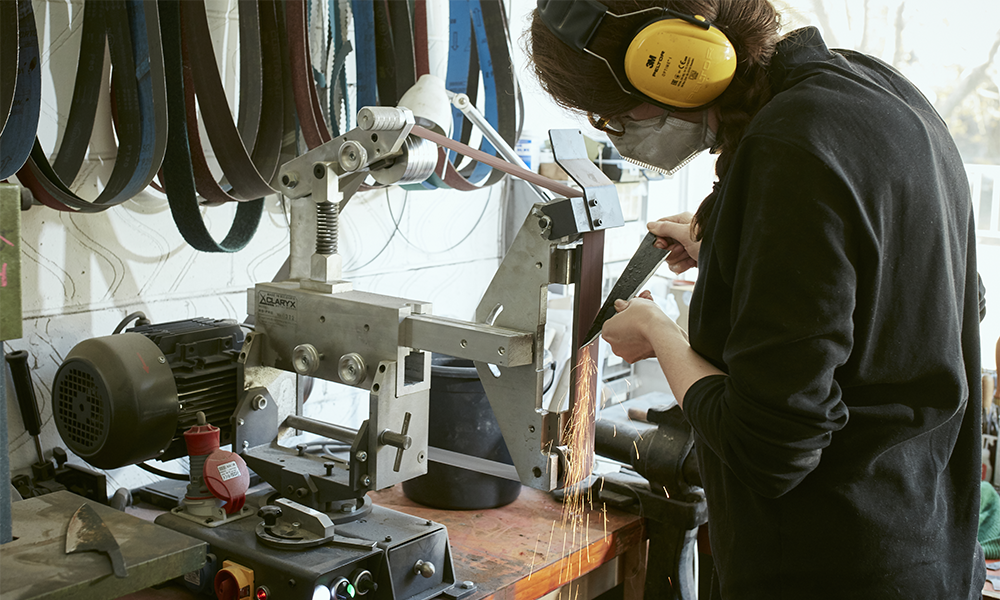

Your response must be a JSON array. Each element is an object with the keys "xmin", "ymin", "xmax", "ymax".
[{"xmin": 52, "ymin": 333, "xmax": 178, "ymax": 469}]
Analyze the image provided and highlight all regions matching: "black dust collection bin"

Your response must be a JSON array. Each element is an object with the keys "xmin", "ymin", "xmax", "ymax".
[{"xmin": 402, "ymin": 355, "xmax": 526, "ymax": 510}]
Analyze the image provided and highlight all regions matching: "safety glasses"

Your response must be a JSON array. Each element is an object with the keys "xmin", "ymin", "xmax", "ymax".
[{"xmin": 587, "ymin": 112, "xmax": 626, "ymax": 137}]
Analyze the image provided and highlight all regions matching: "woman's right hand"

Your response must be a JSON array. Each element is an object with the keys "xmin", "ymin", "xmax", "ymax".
[{"xmin": 649, "ymin": 212, "xmax": 700, "ymax": 274}]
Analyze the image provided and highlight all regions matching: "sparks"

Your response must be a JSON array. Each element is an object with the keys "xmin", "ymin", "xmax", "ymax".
[
  {"xmin": 602, "ymin": 503, "xmax": 608, "ymax": 540},
  {"xmin": 529, "ymin": 533, "xmax": 541, "ymax": 580}
]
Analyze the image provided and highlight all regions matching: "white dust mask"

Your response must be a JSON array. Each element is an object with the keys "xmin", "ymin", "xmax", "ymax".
[{"xmin": 610, "ymin": 112, "xmax": 716, "ymax": 175}]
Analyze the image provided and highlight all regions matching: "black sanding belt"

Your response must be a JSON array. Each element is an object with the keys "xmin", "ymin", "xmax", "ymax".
[
  {"xmin": 158, "ymin": 0, "xmax": 266, "ymax": 252},
  {"xmin": 18, "ymin": 1, "xmax": 158, "ymax": 213},
  {"xmin": 0, "ymin": 0, "xmax": 41, "ymax": 181},
  {"xmin": 180, "ymin": 0, "xmax": 284, "ymax": 201}
]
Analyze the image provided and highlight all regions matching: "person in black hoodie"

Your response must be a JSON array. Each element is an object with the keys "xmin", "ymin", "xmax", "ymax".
[{"xmin": 531, "ymin": 1, "xmax": 985, "ymax": 598}]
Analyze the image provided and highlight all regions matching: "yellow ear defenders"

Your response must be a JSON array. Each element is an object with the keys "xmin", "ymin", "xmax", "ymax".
[{"xmin": 537, "ymin": 0, "xmax": 737, "ymax": 110}]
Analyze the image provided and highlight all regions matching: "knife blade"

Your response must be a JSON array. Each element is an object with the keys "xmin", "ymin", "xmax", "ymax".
[
  {"xmin": 65, "ymin": 503, "xmax": 128, "ymax": 578},
  {"xmin": 582, "ymin": 232, "xmax": 669, "ymax": 346}
]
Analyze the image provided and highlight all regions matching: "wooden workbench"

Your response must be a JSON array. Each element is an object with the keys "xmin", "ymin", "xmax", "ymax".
[
  {"xmin": 371, "ymin": 486, "xmax": 647, "ymax": 600},
  {"xmin": 117, "ymin": 485, "xmax": 646, "ymax": 600}
]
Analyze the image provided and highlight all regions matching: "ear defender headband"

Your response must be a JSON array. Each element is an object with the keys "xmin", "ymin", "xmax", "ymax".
[{"xmin": 537, "ymin": 0, "xmax": 737, "ymax": 110}]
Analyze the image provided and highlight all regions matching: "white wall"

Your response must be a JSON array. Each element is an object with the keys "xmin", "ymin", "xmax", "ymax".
[{"xmin": 3, "ymin": 0, "xmax": 506, "ymax": 488}]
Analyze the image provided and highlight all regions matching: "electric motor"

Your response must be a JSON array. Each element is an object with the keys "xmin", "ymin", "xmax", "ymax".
[{"xmin": 52, "ymin": 318, "xmax": 245, "ymax": 469}]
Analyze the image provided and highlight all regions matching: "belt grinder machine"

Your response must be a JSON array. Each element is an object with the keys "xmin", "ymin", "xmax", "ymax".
[{"xmin": 49, "ymin": 107, "xmax": 625, "ymax": 600}]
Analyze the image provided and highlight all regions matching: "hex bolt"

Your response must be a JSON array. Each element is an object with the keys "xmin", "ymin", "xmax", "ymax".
[
  {"xmin": 362, "ymin": 475, "xmax": 371, "ymax": 486},
  {"xmin": 341, "ymin": 503, "xmax": 354, "ymax": 513},
  {"xmin": 355, "ymin": 451, "xmax": 368, "ymax": 462},
  {"xmin": 158, "ymin": 356, "xmax": 166, "ymax": 364},
  {"xmin": 384, "ymin": 535, "xmax": 392, "ymax": 542},
  {"xmin": 242, "ymin": 441, "xmax": 249, "ymax": 450},
  {"xmin": 237, "ymin": 418, "xmax": 245, "ymax": 426},
  {"xmin": 589, "ymin": 199, "xmax": 598, "ymax": 207},
  {"xmin": 595, "ymin": 219, "xmax": 603, "ymax": 227},
  {"xmin": 252, "ymin": 394, "xmax": 268, "ymax": 411},
  {"xmin": 461, "ymin": 582, "xmax": 475, "ymax": 590},
  {"xmin": 282, "ymin": 172, "xmax": 299, "ymax": 188}
]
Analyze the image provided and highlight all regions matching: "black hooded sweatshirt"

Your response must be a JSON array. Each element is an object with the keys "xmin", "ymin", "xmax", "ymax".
[{"xmin": 684, "ymin": 27, "xmax": 985, "ymax": 599}]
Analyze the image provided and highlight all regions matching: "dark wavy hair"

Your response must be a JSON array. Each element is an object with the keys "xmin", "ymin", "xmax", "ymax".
[{"xmin": 529, "ymin": 0, "xmax": 781, "ymax": 238}]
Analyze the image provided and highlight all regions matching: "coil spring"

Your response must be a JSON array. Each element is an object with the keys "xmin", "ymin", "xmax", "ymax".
[{"xmin": 316, "ymin": 201, "xmax": 338, "ymax": 255}]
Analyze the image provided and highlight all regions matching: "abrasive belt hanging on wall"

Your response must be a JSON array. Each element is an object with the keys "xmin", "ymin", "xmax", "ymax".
[
  {"xmin": 157, "ymin": 0, "xmax": 296, "ymax": 252},
  {"xmin": 307, "ymin": 0, "xmax": 352, "ymax": 137},
  {"xmin": 326, "ymin": 0, "xmax": 354, "ymax": 136},
  {"xmin": 435, "ymin": 0, "xmax": 520, "ymax": 190},
  {"xmin": 16, "ymin": 1, "xmax": 164, "ymax": 213},
  {"xmin": 0, "ymin": 0, "xmax": 41, "ymax": 181},
  {"xmin": 304, "ymin": 0, "xmax": 527, "ymax": 193},
  {"xmin": 288, "ymin": 0, "xmax": 333, "ymax": 150},
  {"xmin": 351, "ymin": 0, "xmax": 379, "ymax": 110},
  {"xmin": 177, "ymin": 0, "xmax": 286, "ymax": 203}
]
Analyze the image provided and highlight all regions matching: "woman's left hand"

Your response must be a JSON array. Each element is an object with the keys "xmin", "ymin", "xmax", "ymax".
[{"xmin": 602, "ymin": 291, "xmax": 686, "ymax": 363}]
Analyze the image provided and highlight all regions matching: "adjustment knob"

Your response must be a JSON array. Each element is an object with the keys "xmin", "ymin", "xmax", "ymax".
[
  {"xmin": 257, "ymin": 505, "xmax": 282, "ymax": 527},
  {"xmin": 413, "ymin": 560, "xmax": 435, "ymax": 578}
]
